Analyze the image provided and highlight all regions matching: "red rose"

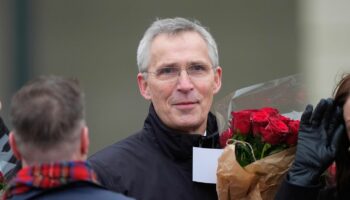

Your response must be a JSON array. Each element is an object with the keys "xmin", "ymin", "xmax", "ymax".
[
  {"xmin": 288, "ymin": 120, "xmax": 299, "ymax": 134},
  {"xmin": 231, "ymin": 110, "xmax": 256, "ymax": 135},
  {"xmin": 260, "ymin": 127, "xmax": 278, "ymax": 144},
  {"xmin": 220, "ymin": 128, "xmax": 233, "ymax": 147},
  {"xmin": 269, "ymin": 117, "xmax": 289, "ymax": 133},
  {"xmin": 260, "ymin": 107, "xmax": 279, "ymax": 116},
  {"xmin": 251, "ymin": 111, "xmax": 269, "ymax": 125},
  {"xmin": 285, "ymin": 120, "xmax": 300, "ymax": 145},
  {"xmin": 279, "ymin": 115, "xmax": 291, "ymax": 124},
  {"xmin": 251, "ymin": 111, "xmax": 269, "ymax": 135},
  {"xmin": 261, "ymin": 117, "xmax": 289, "ymax": 145}
]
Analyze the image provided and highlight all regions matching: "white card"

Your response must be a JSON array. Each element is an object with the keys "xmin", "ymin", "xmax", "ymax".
[{"xmin": 192, "ymin": 147, "xmax": 223, "ymax": 184}]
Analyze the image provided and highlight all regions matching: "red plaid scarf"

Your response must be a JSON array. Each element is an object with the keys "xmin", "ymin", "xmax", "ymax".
[{"xmin": 3, "ymin": 161, "xmax": 99, "ymax": 199}]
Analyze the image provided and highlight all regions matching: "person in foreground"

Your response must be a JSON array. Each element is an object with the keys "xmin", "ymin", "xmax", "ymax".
[
  {"xmin": 3, "ymin": 76, "xmax": 132, "ymax": 200},
  {"xmin": 89, "ymin": 17, "xmax": 222, "ymax": 200},
  {"xmin": 275, "ymin": 73, "xmax": 350, "ymax": 200}
]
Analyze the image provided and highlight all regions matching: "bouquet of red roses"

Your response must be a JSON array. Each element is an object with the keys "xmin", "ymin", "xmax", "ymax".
[
  {"xmin": 215, "ymin": 75, "xmax": 307, "ymax": 200},
  {"xmin": 220, "ymin": 107, "xmax": 299, "ymax": 167}
]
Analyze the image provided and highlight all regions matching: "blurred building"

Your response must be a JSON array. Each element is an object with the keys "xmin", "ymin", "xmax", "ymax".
[{"xmin": 1, "ymin": 0, "xmax": 348, "ymax": 154}]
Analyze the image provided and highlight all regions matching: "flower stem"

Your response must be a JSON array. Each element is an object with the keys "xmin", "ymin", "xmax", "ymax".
[{"xmin": 260, "ymin": 143, "xmax": 271, "ymax": 159}]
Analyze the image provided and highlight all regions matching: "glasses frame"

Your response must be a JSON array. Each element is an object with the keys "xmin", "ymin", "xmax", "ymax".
[{"xmin": 142, "ymin": 65, "xmax": 218, "ymax": 82}]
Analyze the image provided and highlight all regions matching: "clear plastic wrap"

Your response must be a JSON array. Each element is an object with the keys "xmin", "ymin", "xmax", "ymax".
[
  {"xmin": 214, "ymin": 74, "xmax": 309, "ymax": 200},
  {"xmin": 214, "ymin": 74, "xmax": 307, "ymax": 135}
]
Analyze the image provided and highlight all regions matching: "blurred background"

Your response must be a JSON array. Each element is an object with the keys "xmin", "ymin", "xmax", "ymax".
[{"xmin": 0, "ymin": 0, "xmax": 349, "ymax": 154}]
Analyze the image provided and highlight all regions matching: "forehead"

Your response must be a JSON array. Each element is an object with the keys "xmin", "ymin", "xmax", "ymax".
[
  {"xmin": 151, "ymin": 31, "xmax": 207, "ymax": 49},
  {"xmin": 149, "ymin": 31, "xmax": 210, "ymax": 67}
]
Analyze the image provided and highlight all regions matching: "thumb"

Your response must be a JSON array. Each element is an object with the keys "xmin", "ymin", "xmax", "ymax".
[{"xmin": 330, "ymin": 124, "xmax": 345, "ymax": 153}]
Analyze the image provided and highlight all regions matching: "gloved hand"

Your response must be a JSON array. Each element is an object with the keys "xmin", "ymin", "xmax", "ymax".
[{"xmin": 288, "ymin": 98, "xmax": 345, "ymax": 186}]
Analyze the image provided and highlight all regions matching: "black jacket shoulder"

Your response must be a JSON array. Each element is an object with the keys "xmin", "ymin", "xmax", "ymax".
[
  {"xmin": 88, "ymin": 105, "xmax": 219, "ymax": 200},
  {"xmin": 9, "ymin": 181, "xmax": 133, "ymax": 200}
]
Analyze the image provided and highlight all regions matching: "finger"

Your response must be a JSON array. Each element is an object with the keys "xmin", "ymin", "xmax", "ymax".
[
  {"xmin": 300, "ymin": 104, "xmax": 313, "ymax": 125},
  {"xmin": 327, "ymin": 106, "xmax": 343, "ymax": 134},
  {"xmin": 322, "ymin": 98, "xmax": 335, "ymax": 130},
  {"xmin": 330, "ymin": 124, "xmax": 345, "ymax": 154},
  {"xmin": 311, "ymin": 99, "xmax": 329, "ymax": 127}
]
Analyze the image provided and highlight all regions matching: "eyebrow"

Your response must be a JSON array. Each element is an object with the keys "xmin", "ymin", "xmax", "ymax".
[
  {"xmin": 187, "ymin": 61, "xmax": 209, "ymax": 66},
  {"xmin": 158, "ymin": 63, "xmax": 178, "ymax": 69}
]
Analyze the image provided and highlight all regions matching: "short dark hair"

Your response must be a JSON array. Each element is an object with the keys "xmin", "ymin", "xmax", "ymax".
[{"xmin": 10, "ymin": 76, "xmax": 85, "ymax": 150}]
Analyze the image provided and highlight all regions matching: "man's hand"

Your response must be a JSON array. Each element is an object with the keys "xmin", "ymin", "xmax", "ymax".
[{"xmin": 288, "ymin": 98, "xmax": 345, "ymax": 186}]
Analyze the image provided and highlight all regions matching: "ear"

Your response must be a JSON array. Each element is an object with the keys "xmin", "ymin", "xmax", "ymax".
[
  {"xmin": 213, "ymin": 66, "xmax": 222, "ymax": 94},
  {"xmin": 80, "ymin": 126, "xmax": 89, "ymax": 157},
  {"xmin": 9, "ymin": 131, "xmax": 22, "ymax": 160},
  {"xmin": 137, "ymin": 73, "xmax": 151, "ymax": 100}
]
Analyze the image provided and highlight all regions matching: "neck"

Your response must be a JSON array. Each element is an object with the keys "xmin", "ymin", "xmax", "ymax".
[{"xmin": 21, "ymin": 149, "xmax": 85, "ymax": 167}]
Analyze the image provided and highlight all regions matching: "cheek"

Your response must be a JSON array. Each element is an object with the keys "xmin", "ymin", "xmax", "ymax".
[
  {"xmin": 149, "ymin": 83, "xmax": 173, "ymax": 102},
  {"xmin": 197, "ymin": 82, "xmax": 215, "ymax": 98}
]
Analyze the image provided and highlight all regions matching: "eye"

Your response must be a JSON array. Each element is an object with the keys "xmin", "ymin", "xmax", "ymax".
[
  {"xmin": 188, "ymin": 64, "xmax": 209, "ymax": 73},
  {"xmin": 156, "ymin": 67, "xmax": 179, "ymax": 76}
]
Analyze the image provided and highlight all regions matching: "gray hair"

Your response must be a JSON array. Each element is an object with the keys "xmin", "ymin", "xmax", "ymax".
[{"xmin": 137, "ymin": 17, "xmax": 219, "ymax": 72}]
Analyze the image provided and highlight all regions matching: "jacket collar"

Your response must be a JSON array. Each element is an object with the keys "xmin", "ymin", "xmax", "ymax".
[
  {"xmin": 4, "ymin": 161, "xmax": 98, "ymax": 199},
  {"xmin": 144, "ymin": 104, "xmax": 219, "ymax": 161}
]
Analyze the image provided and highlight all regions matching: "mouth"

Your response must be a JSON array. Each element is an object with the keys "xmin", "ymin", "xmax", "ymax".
[{"xmin": 173, "ymin": 101, "xmax": 199, "ymax": 109}]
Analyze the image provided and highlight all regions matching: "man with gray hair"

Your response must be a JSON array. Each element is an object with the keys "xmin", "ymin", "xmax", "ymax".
[
  {"xmin": 89, "ymin": 17, "xmax": 222, "ymax": 200},
  {"xmin": 3, "ymin": 76, "xmax": 132, "ymax": 200}
]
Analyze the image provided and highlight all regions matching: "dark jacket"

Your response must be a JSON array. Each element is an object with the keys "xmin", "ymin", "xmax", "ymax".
[
  {"xmin": 8, "ymin": 181, "xmax": 133, "ymax": 200},
  {"xmin": 275, "ymin": 178, "xmax": 350, "ymax": 200},
  {"xmin": 89, "ymin": 104, "xmax": 220, "ymax": 200}
]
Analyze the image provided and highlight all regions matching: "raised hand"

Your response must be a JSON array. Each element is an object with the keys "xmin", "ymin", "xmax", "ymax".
[{"xmin": 288, "ymin": 98, "xmax": 345, "ymax": 186}]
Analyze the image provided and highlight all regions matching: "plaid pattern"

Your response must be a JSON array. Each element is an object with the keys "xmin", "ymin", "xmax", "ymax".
[{"xmin": 3, "ymin": 161, "xmax": 99, "ymax": 199}]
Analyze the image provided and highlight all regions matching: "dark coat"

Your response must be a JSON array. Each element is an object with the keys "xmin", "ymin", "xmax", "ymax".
[
  {"xmin": 275, "ymin": 178, "xmax": 350, "ymax": 200},
  {"xmin": 8, "ymin": 181, "xmax": 133, "ymax": 200},
  {"xmin": 88, "ymin": 104, "xmax": 220, "ymax": 200}
]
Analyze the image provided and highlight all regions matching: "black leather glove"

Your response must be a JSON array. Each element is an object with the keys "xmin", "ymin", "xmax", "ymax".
[{"xmin": 288, "ymin": 98, "xmax": 345, "ymax": 186}]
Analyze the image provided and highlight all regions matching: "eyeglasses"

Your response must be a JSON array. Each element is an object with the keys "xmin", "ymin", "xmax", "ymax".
[{"xmin": 144, "ymin": 64, "xmax": 214, "ymax": 81}]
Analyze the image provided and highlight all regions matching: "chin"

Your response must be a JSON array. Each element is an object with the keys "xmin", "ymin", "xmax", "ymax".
[{"xmin": 173, "ymin": 119, "xmax": 202, "ymax": 132}]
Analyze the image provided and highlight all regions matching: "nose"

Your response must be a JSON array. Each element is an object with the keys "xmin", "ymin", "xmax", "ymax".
[{"xmin": 176, "ymin": 70, "xmax": 194, "ymax": 92}]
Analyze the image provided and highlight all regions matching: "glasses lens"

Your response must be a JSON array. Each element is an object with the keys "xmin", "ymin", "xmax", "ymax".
[{"xmin": 149, "ymin": 65, "xmax": 213, "ymax": 81}]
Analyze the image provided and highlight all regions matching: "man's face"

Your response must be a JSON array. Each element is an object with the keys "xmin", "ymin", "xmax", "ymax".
[{"xmin": 137, "ymin": 31, "xmax": 222, "ymax": 134}]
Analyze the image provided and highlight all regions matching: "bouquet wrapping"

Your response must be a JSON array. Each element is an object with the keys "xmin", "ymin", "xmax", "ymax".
[{"xmin": 214, "ymin": 75, "xmax": 308, "ymax": 200}]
